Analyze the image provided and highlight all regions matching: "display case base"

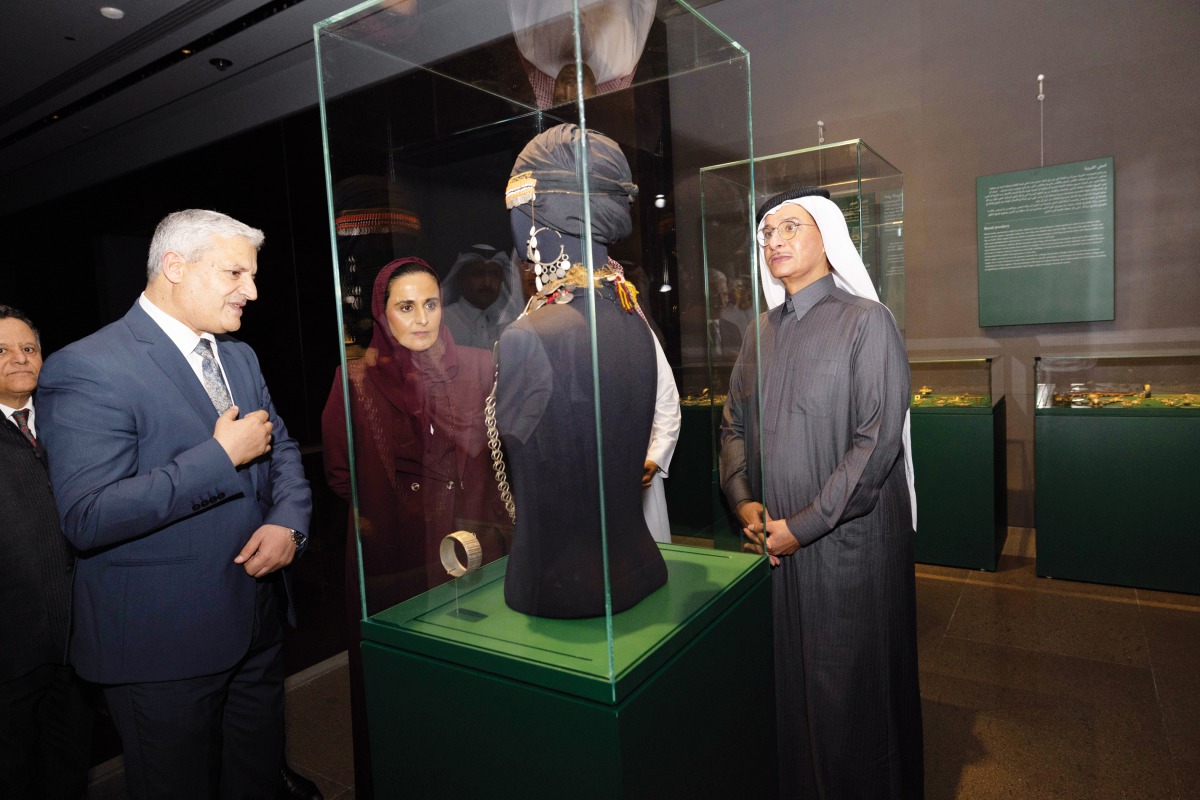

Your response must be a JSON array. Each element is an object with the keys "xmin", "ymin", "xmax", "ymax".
[
  {"xmin": 361, "ymin": 545, "xmax": 776, "ymax": 798},
  {"xmin": 911, "ymin": 397, "xmax": 1007, "ymax": 570},
  {"xmin": 1036, "ymin": 410, "xmax": 1200, "ymax": 594}
]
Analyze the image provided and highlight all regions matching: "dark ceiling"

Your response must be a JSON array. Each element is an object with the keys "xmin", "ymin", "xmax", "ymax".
[
  {"xmin": 0, "ymin": 0, "xmax": 722, "ymax": 217},
  {"xmin": 1, "ymin": 0, "xmax": 380, "ymax": 215}
]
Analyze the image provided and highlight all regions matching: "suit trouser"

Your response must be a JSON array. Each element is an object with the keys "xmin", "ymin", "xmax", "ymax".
[
  {"xmin": 0, "ymin": 662, "xmax": 93, "ymax": 800},
  {"xmin": 104, "ymin": 581, "xmax": 285, "ymax": 800}
]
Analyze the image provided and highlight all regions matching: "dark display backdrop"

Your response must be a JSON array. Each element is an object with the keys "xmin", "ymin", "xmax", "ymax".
[{"xmin": 0, "ymin": 110, "xmax": 337, "ymax": 447}]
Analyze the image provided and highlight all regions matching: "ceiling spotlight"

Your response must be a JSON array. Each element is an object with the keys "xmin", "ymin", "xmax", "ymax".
[
  {"xmin": 99, "ymin": 7, "xmax": 125, "ymax": 20},
  {"xmin": 209, "ymin": 58, "xmax": 234, "ymax": 71}
]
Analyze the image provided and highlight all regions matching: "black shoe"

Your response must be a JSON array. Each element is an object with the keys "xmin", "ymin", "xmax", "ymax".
[{"xmin": 279, "ymin": 764, "xmax": 324, "ymax": 800}]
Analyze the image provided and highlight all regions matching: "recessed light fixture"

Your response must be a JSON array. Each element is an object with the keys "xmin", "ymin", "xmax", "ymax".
[
  {"xmin": 209, "ymin": 58, "xmax": 233, "ymax": 71},
  {"xmin": 99, "ymin": 7, "xmax": 125, "ymax": 20}
]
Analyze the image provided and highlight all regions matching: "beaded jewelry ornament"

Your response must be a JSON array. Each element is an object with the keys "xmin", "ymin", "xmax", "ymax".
[
  {"xmin": 526, "ymin": 225, "xmax": 572, "ymax": 292},
  {"xmin": 506, "ymin": 169, "xmax": 573, "ymax": 291}
]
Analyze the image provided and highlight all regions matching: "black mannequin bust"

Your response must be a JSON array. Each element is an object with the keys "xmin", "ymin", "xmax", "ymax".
[{"xmin": 495, "ymin": 125, "xmax": 667, "ymax": 618}]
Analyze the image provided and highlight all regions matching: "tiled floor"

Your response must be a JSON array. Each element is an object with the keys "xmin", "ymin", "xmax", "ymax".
[
  {"xmin": 88, "ymin": 529, "xmax": 1200, "ymax": 799},
  {"xmin": 917, "ymin": 555, "xmax": 1199, "ymax": 799},
  {"xmin": 280, "ymin": 655, "xmax": 356, "ymax": 800}
]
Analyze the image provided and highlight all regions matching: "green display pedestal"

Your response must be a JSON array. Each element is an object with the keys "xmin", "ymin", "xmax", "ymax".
[
  {"xmin": 910, "ymin": 397, "xmax": 1007, "ymax": 570},
  {"xmin": 361, "ymin": 546, "xmax": 776, "ymax": 798},
  {"xmin": 1036, "ymin": 408, "xmax": 1200, "ymax": 594}
]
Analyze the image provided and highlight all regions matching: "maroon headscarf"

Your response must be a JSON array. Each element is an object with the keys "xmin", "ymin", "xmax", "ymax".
[{"xmin": 365, "ymin": 257, "xmax": 461, "ymax": 418}]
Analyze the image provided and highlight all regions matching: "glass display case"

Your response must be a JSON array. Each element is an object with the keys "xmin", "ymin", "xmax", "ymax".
[
  {"xmin": 316, "ymin": 2, "xmax": 774, "ymax": 795},
  {"xmin": 680, "ymin": 140, "xmax": 905, "ymax": 549},
  {"xmin": 698, "ymin": 139, "xmax": 905, "ymax": 354},
  {"xmin": 910, "ymin": 358, "xmax": 994, "ymax": 408},
  {"xmin": 907, "ymin": 358, "xmax": 1005, "ymax": 569},
  {"xmin": 1035, "ymin": 353, "xmax": 1200, "ymax": 594},
  {"xmin": 1035, "ymin": 354, "xmax": 1200, "ymax": 410}
]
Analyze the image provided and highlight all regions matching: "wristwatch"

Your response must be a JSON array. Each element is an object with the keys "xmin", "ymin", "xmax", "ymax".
[{"xmin": 289, "ymin": 529, "xmax": 308, "ymax": 550}]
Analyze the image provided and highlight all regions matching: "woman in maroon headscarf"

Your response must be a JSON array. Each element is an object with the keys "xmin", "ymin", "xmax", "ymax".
[
  {"xmin": 323, "ymin": 257, "xmax": 511, "ymax": 613},
  {"xmin": 322, "ymin": 257, "xmax": 511, "ymax": 798}
]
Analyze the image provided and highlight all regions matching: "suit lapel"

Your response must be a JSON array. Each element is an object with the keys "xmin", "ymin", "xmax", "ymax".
[
  {"xmin": 127, "ymin": 302, "xmax": 233, "ymax": 424},
  {"xmin": 125, "ymin": 303, "xmax": 263, "ymax": 494},
  {"xmin": 163, "ymin": 350, "xmax": 221, "ymax": 421},
  {"xmin": 216, "ymin": 339, "xmax": 256, "ymax": 414}
]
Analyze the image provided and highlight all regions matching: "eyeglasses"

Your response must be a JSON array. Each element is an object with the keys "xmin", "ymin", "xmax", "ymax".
[{"xmin": 757, "ymin": 219, "xmax": 815, "ymax": 247}]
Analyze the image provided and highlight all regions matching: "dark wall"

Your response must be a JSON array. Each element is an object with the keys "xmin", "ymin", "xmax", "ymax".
[
  {"xmin": 704, "ymin": 0, "xmax": 1200, "ymax": 527},
  {"xmin": 0, "ymin": 109, "xmax": 338, "ymax": 447}
]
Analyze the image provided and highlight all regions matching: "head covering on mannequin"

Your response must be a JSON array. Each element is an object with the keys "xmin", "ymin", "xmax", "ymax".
[
  {"xmin": 755, "ymin": 187, "xmax": 917, "ymax": 529},
  {"xmin": 506, "ymin": 123, "xmax": 638, "ymax": 244}
]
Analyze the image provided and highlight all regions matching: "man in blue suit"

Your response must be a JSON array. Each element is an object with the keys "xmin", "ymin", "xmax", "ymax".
[{"xmin": 38, "ymin": 209, "xmax": 312, "ymax": 799}]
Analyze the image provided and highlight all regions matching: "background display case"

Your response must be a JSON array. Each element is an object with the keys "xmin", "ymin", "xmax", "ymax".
[
  {"xmin": 1035, "ymin": 354, "xmax": 1200, "ymax": 594},
  {"xmin": 908, "ymin": 358, "xmax": 1006, "ymax": 570},
  {"xmin": 672, "ymin": 139, "xmax": 906, "ymax": 550},
  {"xmin": 910, "ymin": 358, "xmax": 992, "ymax": 408},
  {"xmin": 316, "ymin": 2, "xmax": 774, "ymax": 796},
  {"xmin": 699, "ymin": 139, "xmax": 906, "ymax": 331},
  {"xmin": 663, "ymin": 387, "xmax": 748, "ymax": 550},
  {"xmin": 1035, "ymin": 354, "xmax": 1200, "ymax": 410}
]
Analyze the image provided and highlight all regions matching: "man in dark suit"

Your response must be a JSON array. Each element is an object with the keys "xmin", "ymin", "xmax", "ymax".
[
  {"xmin": 38, "ymin": 210, "xmax": 313, "ymax": 800},
  {"xmin": 0, "ymin": 305, "xmax": 92, "ymax": 799}
]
